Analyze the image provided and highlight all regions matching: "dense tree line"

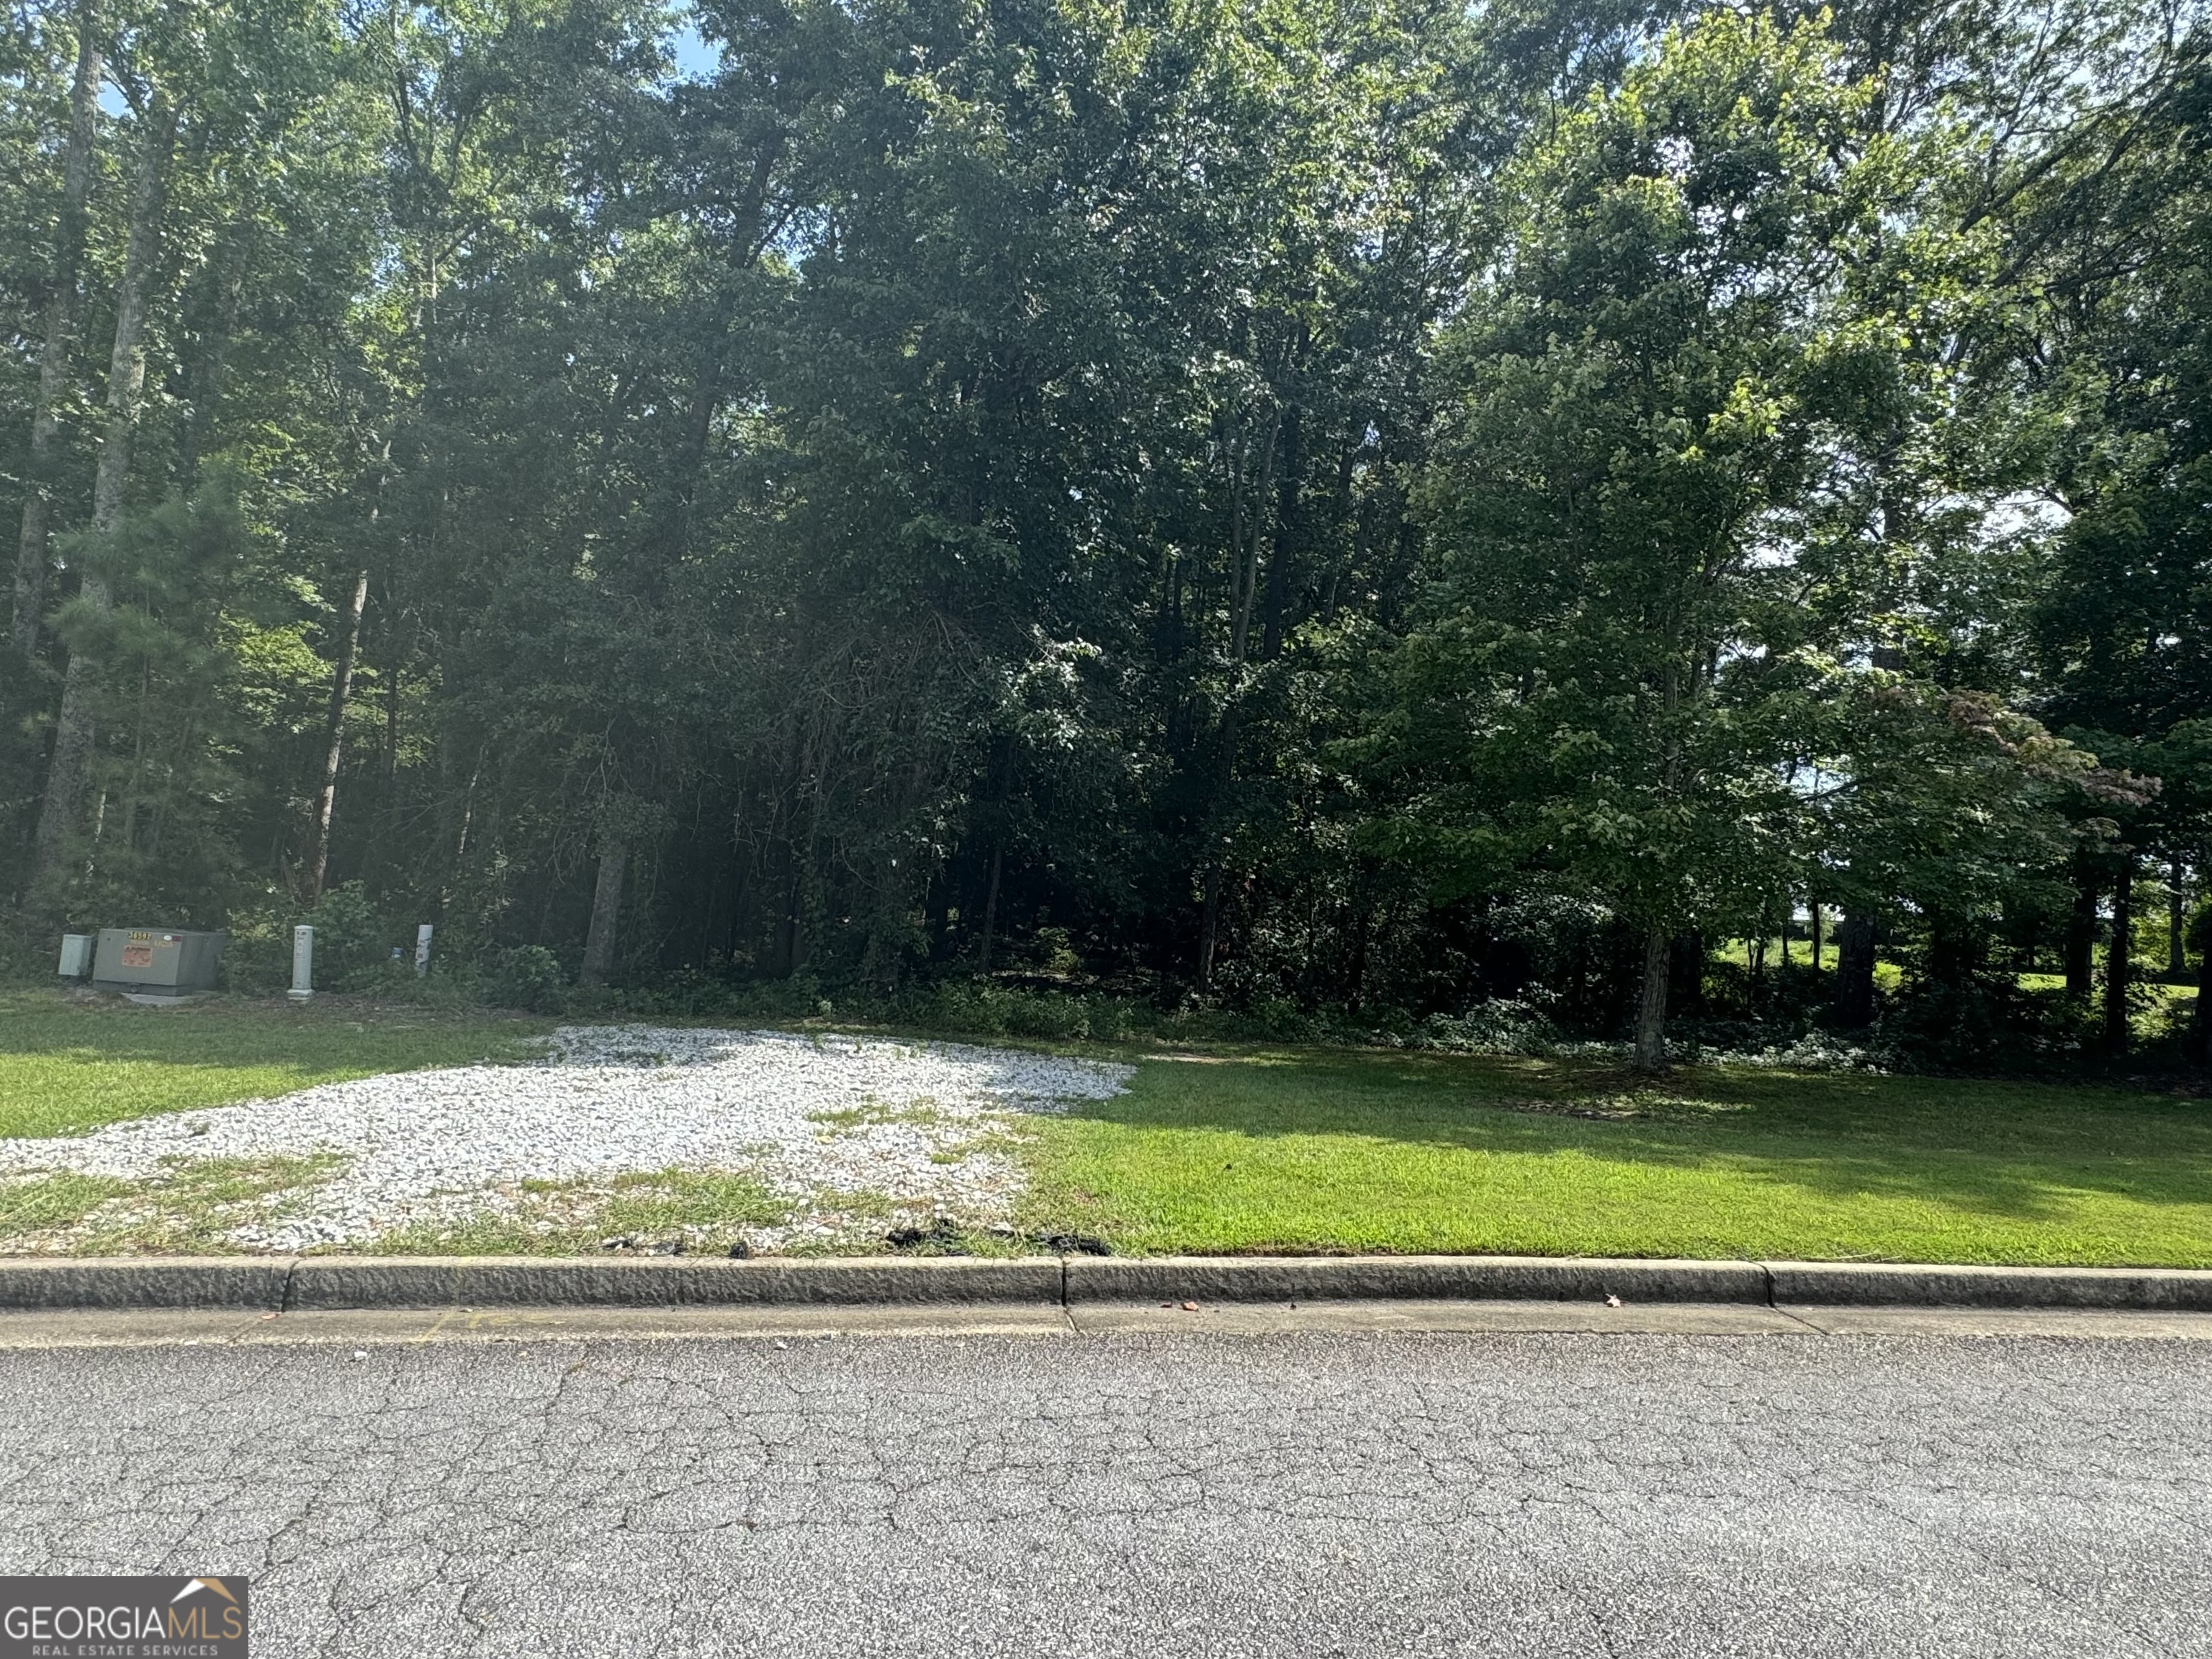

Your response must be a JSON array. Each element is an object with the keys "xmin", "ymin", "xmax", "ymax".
[{"xmin": 1, "ymin": 0, "xmax": 2207, "ymax": 1069}]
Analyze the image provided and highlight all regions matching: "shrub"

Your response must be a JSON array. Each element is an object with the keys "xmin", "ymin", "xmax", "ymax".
[
  {"xmin": 1873, "ymin": 972, "xmax": 2091, "ymax": 1073},
  {"xmin": 484, "ymin": 944, "xmax": 567, "ymax": 1012}
]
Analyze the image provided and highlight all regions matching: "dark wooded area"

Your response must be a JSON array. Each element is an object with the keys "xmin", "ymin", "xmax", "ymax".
[{"xmin": 2, "ymin": 0, "xmax": 2207, "ymax": 1070}]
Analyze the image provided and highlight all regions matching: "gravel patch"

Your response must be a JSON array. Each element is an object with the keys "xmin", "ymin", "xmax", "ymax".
[{"xmin": 0, "ymin": 1027, "xmax": 1133, "ymax": 1252}]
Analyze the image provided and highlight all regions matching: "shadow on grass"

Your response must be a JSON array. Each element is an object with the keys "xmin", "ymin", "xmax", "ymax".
[{"xmin": 1071, "ymin": 1049, "xmax": 2212, "ymax": 1225}]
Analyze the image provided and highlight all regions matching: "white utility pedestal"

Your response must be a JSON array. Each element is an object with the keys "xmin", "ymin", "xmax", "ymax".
[{"xmin": 289, "ymin": 925, "xmax": 315, "ymax": 1001}]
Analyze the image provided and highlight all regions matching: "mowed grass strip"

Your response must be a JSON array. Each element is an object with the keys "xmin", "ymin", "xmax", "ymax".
[
  {"xmin": 0, "ymin": 989, "xmax": 548, "ymax": 1140},
  {"xmin": 1020, "ymin": 1049, "xmax": 2212, "ymax": 1267}
]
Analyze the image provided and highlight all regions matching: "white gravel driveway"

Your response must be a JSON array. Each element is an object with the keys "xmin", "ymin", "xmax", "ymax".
[{"xmin": 0, "ymin": 1027, "xmax": 1133, "ymax": 1251}]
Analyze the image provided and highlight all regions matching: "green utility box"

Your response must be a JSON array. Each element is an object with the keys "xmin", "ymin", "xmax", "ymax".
[{"xmin": 92, "ymin": 927, "xmax": 226, "ymax": 994}]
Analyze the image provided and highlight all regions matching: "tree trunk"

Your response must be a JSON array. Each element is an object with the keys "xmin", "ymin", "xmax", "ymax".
[
  {"xmin": 781, "ymin": 861, "xmax": 805, "ymax": 976},
  {"xmin": 9, "ymin": 1, "xmax": 101, "ymax": 660},
  {"xmin": 30, "ymin": 94, "xmax": 178, "ymax": 907},
  {"xmin": 785, "ymin": 789, "xmax": 822, "ymax": 980},
  {"xmin": 1227, "ymin": 409, "xmax": 1279, "ymax": 667},
  {"xmin": 1634, "ymin": 925, "xmax": 1670, "ymax": 1072},
  {"xmin": 176, "ymin": 249, "xmax": 246, "ymax": 482},
  {"xmin": 2063, "ymin": 878, "xmax": 2097, "ymax": 997},
  {"xmin": 1668, "ymin": 931, "xmax": 1704, "ymax": 1013},
  {"xmin": 2170, "ymin": 860, "xmax": 2188, "ymax": 980},
  {"xmin": 1809, "ymin": 902, "xmax": 1823, "ymax": 971},
  {"xmin": 976, "ymin": 840, "xmax": 1002, "ymax": 973},
  {"xmin": 1834, "ymin": 912, "xmax": 1876, "ymax": 1028},
  {"xmin": 1634, "ymin": 925, "xmax": 1671, "ymax": 1071},
  {"xmin": 580, "ymin": 835, "xmax": 629, "ymax": 985},
  {"xmin": 1928, "ymin": 912, "xmax": 1980, "ymax": 988},
  {"xmin": 2190, "ymin": 921, "xmax": 2211, "ymax": 1069},
  {"xmin": 1260, "ymin": 399, "xmax": 1300, "ymax": 661},
  {"xmin": 1197, "ymin": 863, "xmax": 1223, "ymax": 990},
  {"xmin": 1347, "ymin": 899, "xmax": 1374, "ymax": 1013},
  {"xmin": 2103, "ymin": 855, "xmax": 2134, "ymax": 1055},
  {"xmin": 973, "ymin": 747, "xmax": 1011, "ymax": 974},
  {"xmin": 368, "ymin": 642, "xmax": 400, "ymax": 887},
  {"xmin": 1202, "ymin": 409, "xmax": 1275, "ymax": 977},
  {"xmin": 302, "ymin": 569, "xmax": 369, "ymax": 901}
]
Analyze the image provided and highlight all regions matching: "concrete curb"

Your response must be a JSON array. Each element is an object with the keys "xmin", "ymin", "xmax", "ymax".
[
  {"xmin": 286, "ymin": 1256, "xmax": 1065, "ymax": 1310},
  {"xmin": 5, "ymin": 1254, "xmax": 2212, "ymax": 1313},
  {"xmin": 1065, "ymin": 1255, "xmax": 1771, "ymax": 1305},
  {"xmin": 0, "ymin": 1259, "xmax": 294, "ymax": 1310},
  {"xmin": 1766, "ymin": 1261, "xmax": 2212, "ymax": 1310}
]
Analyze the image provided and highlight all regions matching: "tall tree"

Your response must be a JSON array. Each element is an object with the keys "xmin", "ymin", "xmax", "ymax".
[
  {"xmin": 8, "ymin": 0, "xmax": 101, "ymax": 662},
  {"xmin": 1414, "ymin": 10, "xmax": 2084, "ymax": 1068},
  {"xmin": 30, "ymin": 89, "xmax": 178, "ymax": 909}
]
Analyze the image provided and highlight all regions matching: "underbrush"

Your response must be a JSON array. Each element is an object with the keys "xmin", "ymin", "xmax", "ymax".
[{"xmin": 4, "ymin": 881, "xmax": 2200, "ymax": 1084}]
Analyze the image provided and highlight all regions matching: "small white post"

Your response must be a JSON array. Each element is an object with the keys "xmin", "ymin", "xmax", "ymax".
[
  {"xmin": 415, "ymin": 922, "xmax": 433, "ymax": 976},
  {"xmin": 289, "ymin": 925, "xmax": 315, "ymax": 1001}
]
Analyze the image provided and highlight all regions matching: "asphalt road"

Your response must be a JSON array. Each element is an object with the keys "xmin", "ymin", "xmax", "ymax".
[{"xmin": 2, "ymin": 1321, "xmax": 2207, "ymax": 1658}]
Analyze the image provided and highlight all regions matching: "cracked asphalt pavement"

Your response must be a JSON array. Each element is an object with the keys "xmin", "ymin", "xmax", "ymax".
[{"xmin": 1, "ymin": 1327, "xmax": 2206, "ymax": 1657}]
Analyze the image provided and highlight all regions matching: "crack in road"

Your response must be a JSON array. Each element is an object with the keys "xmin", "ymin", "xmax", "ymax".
[{"xmin": 0, "ymin": 1330, "xmax": 2205, "ymax": 1657}]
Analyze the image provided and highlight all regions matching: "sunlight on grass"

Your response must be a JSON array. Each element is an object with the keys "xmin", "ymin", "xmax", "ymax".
[
  {"xmin": 1021, "ymin": 1050, "xmax": 2212, "ymax": 1267},
  {"xmin": 0, "ymin": 989, "xmax": 549, "ymax": 1139}
]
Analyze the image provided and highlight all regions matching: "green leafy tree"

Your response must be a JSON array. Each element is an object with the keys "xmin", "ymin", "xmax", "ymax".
[{"xmin": 1414, "ymin": 10, "xmax": 2082, "ymax": 1066}]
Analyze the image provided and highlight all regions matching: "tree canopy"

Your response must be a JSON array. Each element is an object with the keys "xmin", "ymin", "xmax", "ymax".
[{"xmin": 2, "ymin": 0, "xmax": 2206, "ymax": 1070}]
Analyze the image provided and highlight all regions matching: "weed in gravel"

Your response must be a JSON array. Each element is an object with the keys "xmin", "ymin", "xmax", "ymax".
[
  {"xmin": 806, "ymin": 1094, "xmax": 953, "ymax": 1135},
  {"xmin": 370, "ymin": 1168, "xmax": 796, "ymax": 1256},
  {"xmin": 1, "ymin": 1154, "xmax": 347, "ymax": 1254},
  {"xmin": 0, "ymin": 1172, "xmax": 130, "ymax": 1242}
]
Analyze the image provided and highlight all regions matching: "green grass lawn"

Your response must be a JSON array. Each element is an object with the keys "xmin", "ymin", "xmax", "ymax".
[
  {"xmin": 2016, "ymin": 968, "xmax": 2198, "ymax": 1012},
  {"xmin": 4, "ymin": 988, "xmax": 2209, "ymax": 1266},
  {"xmin": 0, "ymin": 988, "xmax": 546, "ymax": 1141},
  {"xmin": 1020, "ymin": 1048, "xmax": 2212, "ymax": 1267}
]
